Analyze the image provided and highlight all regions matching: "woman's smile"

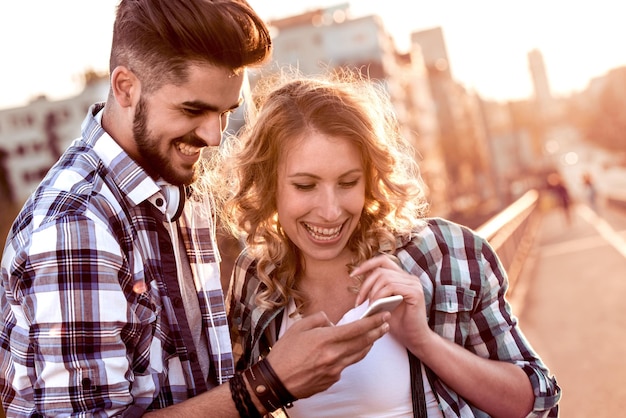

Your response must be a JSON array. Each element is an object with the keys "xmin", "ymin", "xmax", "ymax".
[{"xmin": 302, "ymin": 221, "xmax": 345, "ymax": 242}]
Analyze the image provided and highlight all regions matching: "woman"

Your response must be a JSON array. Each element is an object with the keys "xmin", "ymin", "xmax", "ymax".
[{"xmin": 221, "ymin": 73, "xmax": 560, "ymax": 417}]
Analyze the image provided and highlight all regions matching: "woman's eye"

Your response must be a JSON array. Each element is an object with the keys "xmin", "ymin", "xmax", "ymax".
[
  {"xmin": 340, "ymin": 180, "xmax": 359, "ymax": 188},
  {"xmin": 294, "ymin": 183, "xmax": 315, "ymax": 191}
]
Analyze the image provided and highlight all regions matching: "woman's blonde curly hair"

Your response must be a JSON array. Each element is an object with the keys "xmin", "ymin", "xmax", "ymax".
[{"xmin": 212, "ymin": 68, "xmax": 429, "ymax": 311}]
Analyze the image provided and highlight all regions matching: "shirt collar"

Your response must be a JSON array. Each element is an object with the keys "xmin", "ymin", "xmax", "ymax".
[{"xmin": 82, "ymin": 103, "xmax": 160, "ymax": 209}]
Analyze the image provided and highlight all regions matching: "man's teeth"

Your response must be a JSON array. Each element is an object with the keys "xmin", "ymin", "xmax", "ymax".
[
  {"xmin": 305, "ymin": 223, "xmax": 341, "ymax": 240},
  {"xmin": 177, "ymin": 142, "xmax": 201, "ymax": 156}
]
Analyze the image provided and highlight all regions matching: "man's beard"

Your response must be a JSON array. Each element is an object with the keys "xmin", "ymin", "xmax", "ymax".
[{"xmin": 132, "ymin": 96, "xmax": 198, "ymax": 185}]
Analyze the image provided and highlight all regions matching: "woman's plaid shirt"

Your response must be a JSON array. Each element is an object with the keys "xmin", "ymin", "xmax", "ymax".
[{"xmin": 228, "ymin": 218, "xmax": 561, "ymax": 417}]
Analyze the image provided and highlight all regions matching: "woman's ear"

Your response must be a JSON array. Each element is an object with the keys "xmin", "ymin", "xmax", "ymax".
[{"xmin": 110, "ymin": 66, "xmax": 140, "ymax": 108}]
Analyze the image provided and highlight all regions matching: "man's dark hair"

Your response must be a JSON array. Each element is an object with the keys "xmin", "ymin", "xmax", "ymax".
[{"xmin": 110, "ymin": 0, "xmax": 272, "ymax": 93}]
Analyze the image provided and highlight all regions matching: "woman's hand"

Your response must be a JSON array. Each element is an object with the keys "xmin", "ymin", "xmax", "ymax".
[
  {"xmin": 352, "ymin": 254, "xmax": 433, "ymax": 351},
  {"xmin": 353, "ymin": 254, "xmax": 535, "ymax": 418}
]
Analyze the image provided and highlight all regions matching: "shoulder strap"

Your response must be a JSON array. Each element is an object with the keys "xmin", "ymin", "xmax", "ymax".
[{"xmin": 408, "ymin": 351, "xmax": 428, "ymax": 418}]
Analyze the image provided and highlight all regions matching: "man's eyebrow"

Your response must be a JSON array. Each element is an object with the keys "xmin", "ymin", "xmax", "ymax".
[{"xmin": 181, "ymin": 97, "xmax": 243, "ymax": 112}]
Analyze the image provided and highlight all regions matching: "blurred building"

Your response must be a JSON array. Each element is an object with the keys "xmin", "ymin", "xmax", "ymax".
[
  {"xmin": 528, "ymin": 49, "xmax": 553, "ymax": 114},
  {"xmin": 264, "ymin": 3, "xmax": 453, "ymax": 215},
  {"xmin": 2, "ymin": 2, "xmax": 585, "ymax": 227},
  {"xmin": 528, "ymin": 50, "xmax": 551, "ymax": 97},
  {"xmin": 410, "ymin": 27, "xmax": 498, "ymax": 219},
  {"xmin": 481, "ymin": 98, "xmax": 543, "ymax": 204},
  {"xmin": 0, "ymin": 78, "xmax": 108, "ymax": 203},
  {"xmin": 571, "ymin": 66, "xmax": 626, "ymax": 154}
]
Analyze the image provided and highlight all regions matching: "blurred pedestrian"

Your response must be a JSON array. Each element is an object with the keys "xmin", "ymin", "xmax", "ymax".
[
  {"xmin": 582, "ymin": 171, "xmax": 598, "ymax": 211},
  {"xmin": 547, "ymin": 172, "xmax": 572, "ymax": 225}
]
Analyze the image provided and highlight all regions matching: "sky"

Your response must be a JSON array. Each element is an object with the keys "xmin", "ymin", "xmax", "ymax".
[{"xmin": 1, "ymin": 0, "xmax": 625, "ymax": 110}]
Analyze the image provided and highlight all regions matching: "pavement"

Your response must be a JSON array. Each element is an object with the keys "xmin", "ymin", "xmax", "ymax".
[{"xmin": 509, "ymin": 201, "xmax": 626, "ymax": 417}]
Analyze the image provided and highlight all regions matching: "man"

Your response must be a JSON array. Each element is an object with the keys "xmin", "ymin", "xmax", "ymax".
[{"xmin": 0, "ymin": 1, "xmax": 389, "ymax": 416}]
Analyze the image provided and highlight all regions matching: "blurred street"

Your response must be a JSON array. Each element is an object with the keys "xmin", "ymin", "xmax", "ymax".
[{"xmin": 511, "ymin": 201, "xmax": 626, "ymax": 417}]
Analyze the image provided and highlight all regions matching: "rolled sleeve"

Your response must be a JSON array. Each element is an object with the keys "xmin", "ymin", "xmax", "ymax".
[{"xmin": 477, "ymin": 241, "xmax": 561, "ymax": 416}]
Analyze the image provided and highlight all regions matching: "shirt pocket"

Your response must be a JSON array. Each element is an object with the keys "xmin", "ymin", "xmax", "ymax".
[{"xmin": 432, "ymin": 285, "xmax": 476, "ymax": 342}]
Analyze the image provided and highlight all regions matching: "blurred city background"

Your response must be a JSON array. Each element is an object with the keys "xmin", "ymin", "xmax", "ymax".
[{"xmin": 1, "ymin": 2, "xmax": 625, "ymax": 417}]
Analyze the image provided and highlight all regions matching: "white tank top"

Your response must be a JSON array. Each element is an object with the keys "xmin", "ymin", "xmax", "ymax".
[{"xmin": 279, "ymin": 300, "xmax": 443, "ymax": 417}]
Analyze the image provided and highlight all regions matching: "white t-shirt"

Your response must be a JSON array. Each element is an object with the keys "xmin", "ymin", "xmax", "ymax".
[{"xmin": 279, "ymin": 300, "xmax": 443, "ymax": 417}]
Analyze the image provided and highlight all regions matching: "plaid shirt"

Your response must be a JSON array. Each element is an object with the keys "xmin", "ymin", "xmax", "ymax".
[
  {"xmin": 227, "ymin": 218, "xmax": 561, "ymax": 417},
  {"xmin": 0, "ymin": 104, "xmax": 234, "ymax": 417}
]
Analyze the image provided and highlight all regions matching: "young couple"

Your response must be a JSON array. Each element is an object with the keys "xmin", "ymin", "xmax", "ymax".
[{"xmin": 0, "ymin": 0, "xmax": 559, "ymax": 416}]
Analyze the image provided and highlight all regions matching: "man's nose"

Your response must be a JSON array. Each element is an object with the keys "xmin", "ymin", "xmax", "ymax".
[{"xmin": 194, "ymin": 114, "xmax": 224, "ymax": 147}]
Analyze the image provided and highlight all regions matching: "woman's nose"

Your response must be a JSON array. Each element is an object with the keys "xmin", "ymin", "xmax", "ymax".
[{"xmin": 318, "ymin": 189, "xmax": 342, "ymax": 220}]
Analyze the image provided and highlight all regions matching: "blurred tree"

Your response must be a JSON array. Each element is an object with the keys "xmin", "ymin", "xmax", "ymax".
[
  {"xmin": 583, "ymin": 67, "xmax": 626, "ymax": 151},
  {"xmin": 80, "ymin": 68, "xmax": 109, "ymax": 87}
]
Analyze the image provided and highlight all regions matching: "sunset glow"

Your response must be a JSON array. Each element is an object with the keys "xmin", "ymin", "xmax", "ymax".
[{"xmin": 1, "ymin": 0, "xmax": 625, "ymax": 108}]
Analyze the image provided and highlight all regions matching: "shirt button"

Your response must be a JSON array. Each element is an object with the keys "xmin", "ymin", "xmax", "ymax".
[
  {"xmin": 173, "ymin": 297, "xmax": 183, "ymax": 308},
  {"xmin": 155, "ymin": 197, "xmax": 164, "ymax": 207}
]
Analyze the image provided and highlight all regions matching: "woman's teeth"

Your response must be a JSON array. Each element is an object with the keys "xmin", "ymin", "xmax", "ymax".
[{"xmin": 304, "ymin": 223, "xmax": 341, "ymax": 241}]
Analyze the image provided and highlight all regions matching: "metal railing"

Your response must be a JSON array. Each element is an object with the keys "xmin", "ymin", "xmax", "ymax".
[
  {"xmin": 607, "ymin": 192, "xmax": 626, "ymax": 210},
  {"xmin": 476, "ymin": 189, "xmax": 542, "ymax": 294}
]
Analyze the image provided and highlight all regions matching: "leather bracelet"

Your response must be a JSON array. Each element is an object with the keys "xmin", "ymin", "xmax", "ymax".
[
  {"xmin": 245, "ymin": 361, "xmax": 281, "ymax": 413},
  {"xmin": 257, "ymin": 358, "xmax": 296, "ymax": 408},
  {"xmin": 245, "ymin": 358, "xmax": 296, "ymax": 413}
]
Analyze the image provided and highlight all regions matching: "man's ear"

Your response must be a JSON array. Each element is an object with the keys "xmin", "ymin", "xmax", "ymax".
[{"xmin": 110, "ymin": 66, "xmax": 140, "ymax": 108}]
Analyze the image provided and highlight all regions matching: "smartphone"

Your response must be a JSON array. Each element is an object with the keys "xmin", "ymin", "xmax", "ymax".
[{"xmin": 360, "ymin": 295, "xmax": 403, "ymax": 319}]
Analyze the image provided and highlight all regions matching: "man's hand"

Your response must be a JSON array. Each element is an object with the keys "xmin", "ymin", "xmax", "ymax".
[{"xmin": 264, "ymin": 311, "xmax": 390, "ymax": 399}]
